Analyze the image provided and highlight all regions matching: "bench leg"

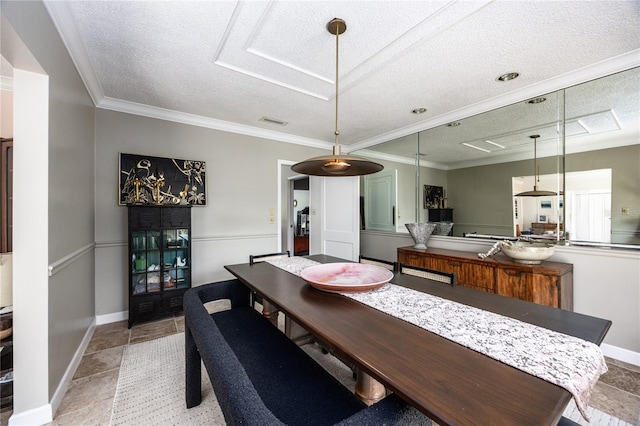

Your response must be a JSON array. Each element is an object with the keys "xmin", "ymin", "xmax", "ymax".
[
  {"xmin": 261, "ymin": 299, "xmax": 280, "ymax": 327},
  {"xmin": 185, "ymin": 325, "xmax": 202, "ymax": 408},
  {"xmin": 285, "ymin": 316, "xmax": 314, "ymax": 346},
  {"xmin": 355, "ymin": 369, "xmax": 386, "ymax": 406}
]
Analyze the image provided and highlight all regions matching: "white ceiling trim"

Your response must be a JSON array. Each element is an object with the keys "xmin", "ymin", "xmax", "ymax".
[
  {"xmin": 335, "ymin": 0, "xmax": 493, "ymax": 97},
  {"xmin": 356, "ymin": 149, "xmax": 450, "ymax": 171},
  {"xmin": 214, "ymin": 0, "xmax": 492, "ymax": 102},
  {"xmin": 564, "ymin": 134, "xmax": 639, "ymax": 156},
  {"xmin": 0, "ymin": 77, "xmax": 13, "ymax": 92},
  {"xmin": 245, "ymin": 1, "xmax": 332, "ymax": 84},
  {"xmin": 43, "ymin": 0, "xmax": 104, "ymax": 106},
  {"xmin": 213, "ymin": 59, "xmax": 331, "ymax": 100},
  {"xmin": 97, "ymin": 97, "xmax": 333, "ymax": 150},
  {"xmin": 213, "ymin": 1, "xmax": 333, "ymax": 101}
]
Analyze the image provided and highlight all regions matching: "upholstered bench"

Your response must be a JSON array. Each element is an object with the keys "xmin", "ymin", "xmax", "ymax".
[{"xmin": 184, "ymin": 279, "xmax": 429, "ymax": 425}]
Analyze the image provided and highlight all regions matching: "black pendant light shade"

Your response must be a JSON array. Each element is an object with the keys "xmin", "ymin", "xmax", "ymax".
[
  {"xmin": 515, "ymin": 134, "xmax": 558, "ymax": 197},
  {"xmin": 291, "ymin": 147, "xmax": 384, "ymax": 176},
  {"xmin": 515, "ymin": 188, "xmax": 558, "ymax": 197},
  {"xmin": 291, "ymin": 18, "xmax": 384, "ymax": 177}
]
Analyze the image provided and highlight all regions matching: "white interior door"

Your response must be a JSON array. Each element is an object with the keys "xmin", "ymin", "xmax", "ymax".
[
  {"xmin": 309, "ymin": 176, "xmax": 360, "ymax": 261},
  {"xmin": 364, "ymin": 170, "xmax": 396, "ymax": 232}
]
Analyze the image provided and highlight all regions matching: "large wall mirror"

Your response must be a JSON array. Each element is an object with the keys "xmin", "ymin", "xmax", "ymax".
[{"xmin": 358, "ymin": 66, "xmax": 640, "ymax": 248}]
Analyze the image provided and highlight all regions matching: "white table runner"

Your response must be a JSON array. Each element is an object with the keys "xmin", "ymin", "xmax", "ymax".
[{"xmin": 267, "ymin": 257, "xmax": 607, "ymax": 421}]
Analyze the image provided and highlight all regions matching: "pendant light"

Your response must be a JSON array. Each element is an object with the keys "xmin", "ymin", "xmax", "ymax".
[
  {"xmin": 291, "ymin": 18, "xmax": 383, "ymax": 176},
  {"xmin": 515, "ymin": 134, "xmax": 558, "ymax": 197}
]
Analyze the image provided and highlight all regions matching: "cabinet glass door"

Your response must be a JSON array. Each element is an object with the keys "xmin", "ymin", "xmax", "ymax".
[
  {"xmin": 131, "ymin": 230, "xmax": 161, "ymax": 294},
  {"xmin": 162, "ymin": 228, "xmax": 190, "ymax": 290}
]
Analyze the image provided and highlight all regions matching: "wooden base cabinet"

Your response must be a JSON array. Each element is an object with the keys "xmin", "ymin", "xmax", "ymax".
[
  {"xmin": 423, "ymin": 256, "xmax": 494, "ymax": 293},
  {"xmin": 397, "ymin": 246, "xmax": 573, "ymax": 310}
]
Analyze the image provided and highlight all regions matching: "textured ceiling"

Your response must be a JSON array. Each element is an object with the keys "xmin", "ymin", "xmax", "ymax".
[{"xmin": 30, "ymin": 1, "xmax": 640, "ymax": 164}]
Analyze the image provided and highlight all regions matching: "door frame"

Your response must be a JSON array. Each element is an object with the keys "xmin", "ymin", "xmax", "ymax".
[{"xmin": 277, "ymin": 159, "xmax": 307, "ymax": 253}]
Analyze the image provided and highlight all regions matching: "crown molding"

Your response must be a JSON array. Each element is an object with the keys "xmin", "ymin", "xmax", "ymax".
[
  {"xmin": 43, "ymin": 0, "xmax": 105, "ymax": 105},
  {"xmin": 0, "ymin": 76, "xmax": 13, "ymax": 91},
  {"xmin": 97, "ymin": 97, "xmax": 333, "ymax": 150},
  {"xmin": 357, "ymin": 149, "xmax": 449, "ymax": 170}
]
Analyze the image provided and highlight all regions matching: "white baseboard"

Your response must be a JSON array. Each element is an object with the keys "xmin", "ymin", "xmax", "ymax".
[
  {"xmin": 49, "ymin": 319, "xmax": 96, "ymax": 418},
  {"xmin": 8, "ymin": 403, "xmax": 52, "ymax": 426},
  {"xmin": 601, "ymin": 343, "xmax": 640, "ymax": 367},
  {"xmin": 9, "ymin": 320, "xmax": 96, "ymax": 426},
  {"xmin": 96, "ymin": 310, "xmax": 128, "ymax": 325}
]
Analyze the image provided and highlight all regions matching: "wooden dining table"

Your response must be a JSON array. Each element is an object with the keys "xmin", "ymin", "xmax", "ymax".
[{"xmin": 225, "ymin": 254, "xmax": 611, "ymax": 426}]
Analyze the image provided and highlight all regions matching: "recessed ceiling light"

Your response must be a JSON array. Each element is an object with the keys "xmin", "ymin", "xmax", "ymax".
[
  {"xmin": 411, "ymin": 108, "xmax": 427, "ymax": 114},
  {"xmin": 447, "ymin": 121, "xmax": 461, "ymax": 127},
  {"xmin": 496, "ymin": 72, "xmax": 520, "ymax": 82},
  {"xmin": 527, "ymin": 97, "xmax": 547, "ymax": 104}
]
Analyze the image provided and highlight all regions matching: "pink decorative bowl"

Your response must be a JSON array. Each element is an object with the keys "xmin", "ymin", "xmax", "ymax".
[{"xmin": 300, "ymin": 263, "xmax": 393, "ymax": 293}]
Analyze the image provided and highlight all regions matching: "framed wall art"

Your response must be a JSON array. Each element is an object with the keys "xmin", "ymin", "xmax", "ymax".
[
  {"xmin": 424, "ymin": 185, "xmax": 444, "ymax": 209},
  {"xmin": 119, "ymin": 153, "xmax": 207, "ymax": 206}
]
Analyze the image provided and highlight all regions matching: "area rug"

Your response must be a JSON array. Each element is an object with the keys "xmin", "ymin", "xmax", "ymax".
[
  {"xmin": 110, "ymin": 332, "xmax": 632, "ymax": 426},
  {"xmin": 110, "ymin": 333, "xmax": 224, "ymax": 426},
  {"xmin": 562, "ymin": 399, "xmax": 633, "ymax": 426}
]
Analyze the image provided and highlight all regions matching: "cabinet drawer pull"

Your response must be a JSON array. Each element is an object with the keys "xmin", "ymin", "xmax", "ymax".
[
  {"xmin": 505, "ymin": 270, "xmax": 522, "ymax": 277},
  {"xmin": 448, "ymin": 261, "xmax": 462, "ymax": 267}
]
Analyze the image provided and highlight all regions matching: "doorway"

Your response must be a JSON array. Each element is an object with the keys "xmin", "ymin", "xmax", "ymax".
[
  {"xmin": 291, "ymin": 177, "xmax": 310, "ymax": 255},
  {"xmin": 277, "ymin": 160, "xmax": 309, "ymax": 255}
]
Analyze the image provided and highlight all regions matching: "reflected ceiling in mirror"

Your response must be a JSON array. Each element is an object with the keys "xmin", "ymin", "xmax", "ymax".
[{"xmin": 359, "ymin": 67, "xmax": 639, "ymax": 171}]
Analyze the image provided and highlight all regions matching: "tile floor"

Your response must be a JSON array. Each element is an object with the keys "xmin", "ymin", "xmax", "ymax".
[{"xmin": 2, "ymin": 314, "xmax": 639, "ymax": 425}]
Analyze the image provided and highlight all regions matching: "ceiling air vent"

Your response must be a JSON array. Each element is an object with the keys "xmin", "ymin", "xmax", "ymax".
[{"xmin": 259, "ymin": 116, "xmax": 288, "ymax": 126}]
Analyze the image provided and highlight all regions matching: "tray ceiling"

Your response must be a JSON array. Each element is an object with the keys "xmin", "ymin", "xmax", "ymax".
[{"xmin": 17, "ymin": 1, "xmax": 640, "ymax": 164}]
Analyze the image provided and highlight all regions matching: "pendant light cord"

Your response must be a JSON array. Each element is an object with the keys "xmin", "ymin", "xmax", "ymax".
[
  {"xmin": 334, "ymin": 25, "xmax": 340, "ymax": 151},
  {"xmin": 532, "ymin": 135, "xmax": 539, "ymax": 189},
  {"xmin": 289, "ymin": 18, "xmax": 383, "ymax": 176}
]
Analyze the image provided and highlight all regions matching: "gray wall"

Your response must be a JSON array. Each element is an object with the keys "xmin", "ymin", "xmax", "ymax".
[
  {"xmin": 447, "ymin": 145, "xmax": 640, "ymax": 244},
  {"xmin": 94, "ymin": 109, "xmax": 327, "ymax": 317},
  {"xmin": 447, "ymin": 155, "xmax": 558, "ymax": 237},
  {"xmin": 2, "ymin": 0, "xmax": 96, "ymax": 419}
]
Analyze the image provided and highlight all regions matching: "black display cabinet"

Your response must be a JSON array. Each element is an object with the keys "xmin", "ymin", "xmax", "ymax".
[
  {"xmin": 127, "ymin": 206, "xmax": 191, "ymax": 328},
  {"xmin": 428, "ymin": 208, "xmax": 453, "ymax": 222},
  {"xmin": 428, "ymin": 208, "xmax": 454, "ymax": 235}
]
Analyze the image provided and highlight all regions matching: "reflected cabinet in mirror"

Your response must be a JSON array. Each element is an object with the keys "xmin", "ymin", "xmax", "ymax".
[{"xmin": 359, "ymin": 67, "xmax": 639, "ymax": 248}]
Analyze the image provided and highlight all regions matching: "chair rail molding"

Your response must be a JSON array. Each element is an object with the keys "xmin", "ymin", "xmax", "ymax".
[{"xmin": 48, "ymin": 242, "xmax": 95, "ymax": 277}]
